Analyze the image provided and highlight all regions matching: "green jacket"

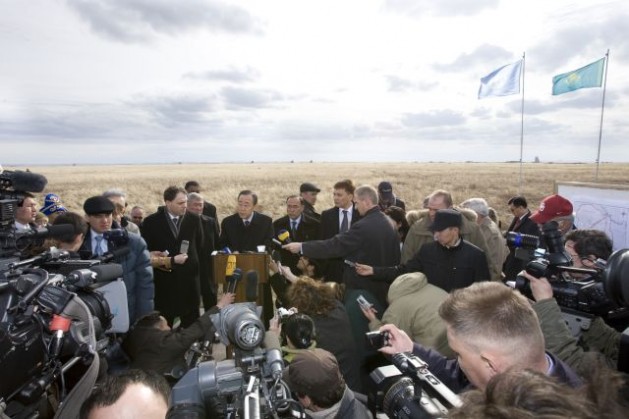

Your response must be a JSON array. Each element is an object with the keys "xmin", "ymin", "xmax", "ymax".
[
  {"xmin": 368, "ymin": 272, "xmax": 453, "ymax": 358},
  {"xmin": 533, "ymin": 298, "xmax": 619, "ymax": 374}
]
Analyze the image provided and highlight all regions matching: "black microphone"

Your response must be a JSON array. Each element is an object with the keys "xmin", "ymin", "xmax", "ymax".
[
  {"xmin": 227, "ymin": 268, "xmax": 243, "ymax": 294},
  {"xmin": 277, "ymin": 229, "xmax": 292, "ymax": 244},
  {"xmin": 0, "ymin": 170, "xmax": 48, "ymax": 192},
  {"xmin": 16, "ymin": 224, "xmax": 74, "ymax": 240},
  {"xmin": 245, "ymin": 270, "xmax": 258, "ymax": 301},
  {"xmin": 66, "ymin": 263, "xmax": 123, "ymax": 288},
  {"xmin": 100, "ymin": 246, "xmax": 131, "ymax": 263}
]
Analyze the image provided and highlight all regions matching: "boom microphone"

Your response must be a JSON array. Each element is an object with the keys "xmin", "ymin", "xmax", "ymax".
[
  {"xmin": 16, "ymin": 224, "xmax": 75, "ymax": 240},
  {"xmin": 245, "ymin": 270, "xmax": 258, "ymax": 302},
  {"xmin": 277, "ymin": 229, "xmax": 292, "ymax": 244},
  {"xmin": 66, "ymin": 263, "xmax": 124, "ymax": 288},
  {"xmin": 0, "ymin": 170, "xmax": 48, "ymax": 192}
]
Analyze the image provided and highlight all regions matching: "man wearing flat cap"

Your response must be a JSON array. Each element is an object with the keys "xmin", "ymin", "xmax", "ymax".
[
  {"xmin": 80, "ymin": 196, "xmax": 154, "ymax": 324},
  {"xmin": 300, "ymin": 182, "xmax": 321, "ymax": 221},
  {"xmin": 356, "ymin": 209, "xmax": 489, "ymax": 293},
  {"xmin": 287, "ymin": 348, "xmax": 371, "ymax": 418}
]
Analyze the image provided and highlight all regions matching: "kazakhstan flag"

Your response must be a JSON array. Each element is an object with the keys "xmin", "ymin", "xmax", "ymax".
[{"xmin": 552, "ymin": 57, "xmax": 605, "ymax": 95}]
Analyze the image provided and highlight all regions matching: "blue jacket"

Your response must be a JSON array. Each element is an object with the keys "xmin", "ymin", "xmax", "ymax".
[{"xmin": 116, "ymin": 232, "xmax": 154, "ymax": 324}]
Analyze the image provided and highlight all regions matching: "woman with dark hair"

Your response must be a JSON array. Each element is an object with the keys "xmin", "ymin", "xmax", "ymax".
[
  {"xmin": 286, "ymin": 277, "xmax": 362, "ymax": 393},
  {"xmin": 384, "ymin": 206, "xmax": 409, "ymax": 246},
  {"xmin": 276, "ymin": 313, "xmax": 317, "ymax": 363}
]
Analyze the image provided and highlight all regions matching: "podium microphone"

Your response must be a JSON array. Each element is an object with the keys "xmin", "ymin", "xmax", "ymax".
[
  {"xmin": 245, "ymin": 270, "xmax": 258, "ymax": 302},
  {"xmin": 277, "ymin": 229, "xmax": 292, "ymax": 244}
]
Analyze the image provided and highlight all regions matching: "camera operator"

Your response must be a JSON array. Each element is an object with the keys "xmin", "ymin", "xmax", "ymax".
[
  {"xmin": 122, "ymin": 292, "xmax": 235, "ymax": 376},
  {"xmin": 379, "ymin": 282, "xmax": 582, "ymax": 393},
  {"xmin": 268, "ymin": 312, "xmax": 317, "ymax": 363},
  {"xmin": 51, "ymin": 211, "xmax": 88, "ymax": 255},
  {"xmin": 286, "ymin": 348, "xmax": 372, "ymax": 419}
]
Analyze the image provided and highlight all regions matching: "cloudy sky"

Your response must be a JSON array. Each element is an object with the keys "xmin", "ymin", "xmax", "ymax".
[{"xmin": 2, "ymin": 0, "xmax": 628, "ymax": 165}]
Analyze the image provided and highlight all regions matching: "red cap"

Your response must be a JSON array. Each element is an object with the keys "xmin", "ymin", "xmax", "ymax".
[{"xmin": 530, "ymin": 194, "xmax": 573, "ymax": 224}]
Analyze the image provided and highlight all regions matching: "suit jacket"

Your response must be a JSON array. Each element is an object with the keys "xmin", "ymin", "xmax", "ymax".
[
  {"xmin": 503, "ymin": 210, "xmax": 542, "ymax": 280},
  {"xmin": 272, "ymin": 214, "xmax": 320, "ymax": 273},
  {"xmin": 202, "ymin": 201, "xmax": 220, "ymax": 233},
  {"xmin": 140, "ymin": 208, "xmax": 209, "ymax": 320},
  {"xmin": 302, "ymin": 201, "xmax": 320, "ymax": 221},
  {"xmin": 302, "ymin": 207, "xmax": 400, "ymax": 307},
  {"xmin": 319, "ymin": 204, "xmax": 362, "ymax": 282},
  {"xmin": 219, "ymin": 211, "xmax": 274, "ymax": 252},
  {"xmin": 198, "ymin": 213, "xmax": 219, "ymax": 308},
  {"xmin": 79, "ymin": 229, "xmax": 154, "ymax": 324}
]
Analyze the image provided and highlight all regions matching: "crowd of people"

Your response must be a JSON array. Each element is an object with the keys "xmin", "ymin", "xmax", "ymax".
[{"xmin": 10, "ymin": 177, "xmax": 629, "ymax": 418}]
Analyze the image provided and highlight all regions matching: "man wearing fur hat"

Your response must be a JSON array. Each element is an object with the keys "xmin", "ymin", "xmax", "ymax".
[{"xmin": 356, "ymin": 209, "xmax": 490, "ymax": 293}]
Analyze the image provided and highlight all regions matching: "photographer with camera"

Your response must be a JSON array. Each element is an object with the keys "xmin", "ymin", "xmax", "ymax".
[
  {"xmin": 287, "ymin": 348, "xmax": 372, "ymax": 419},
  {"xmin": 378, "ymin": 282, "xmax": 581, "ymax": 393}
]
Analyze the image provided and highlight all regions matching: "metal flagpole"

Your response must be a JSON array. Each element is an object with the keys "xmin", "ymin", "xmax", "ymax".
[
  {"xmin": 518, "ymin": 52, "xmax": 526, "ymax": 193},
  {"xmin": 595, "ymin": 49, "xmax": 610, "ymax": 182}
]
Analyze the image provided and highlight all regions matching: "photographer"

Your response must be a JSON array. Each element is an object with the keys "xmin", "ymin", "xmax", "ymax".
[
  {"xmin": 523, "ymin": 229, "xmax": 626, "ymax": 374},
  {"xmin": 269, "ymin": 312, "xmax": 317, "ymax": 363},
  {"xmin": 122, "ymin": 292, "xmax": 234, "ymax": 376},
  {"xmin": 51, "ymin": 211, "xmax": 88, "ymax": 255},
  {"xmin": 287, "ymin": 349, "xmax": 372, "ymax": 419},
  {"xmin": 379, "ymin": 282, "xmax": 581, "ymax": 392}
]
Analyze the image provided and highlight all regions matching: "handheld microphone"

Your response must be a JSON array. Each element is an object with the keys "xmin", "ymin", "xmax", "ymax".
[
  {"xmin": 277, "ymin": 229, "xmax": 292, "ymax": 244},
  {"xmin": 0, "ymin": 170, "xmax": 48, "ymax": 192},
  {"xmin": 245, "ymin": 270, "xmax": 259, "ymax": 302},
  {"xmin": 227, "ymin": 268, "xmax": 243, "ymax": 294}
]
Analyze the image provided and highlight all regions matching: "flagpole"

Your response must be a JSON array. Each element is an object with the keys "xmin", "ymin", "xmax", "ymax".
[
  {"xmin": 595, "ymin": 49, "xmax": 609, "ymax": 182},
  {"xmin": 518, "ymin": 52, "xmax": 526, "ymax": 193}
]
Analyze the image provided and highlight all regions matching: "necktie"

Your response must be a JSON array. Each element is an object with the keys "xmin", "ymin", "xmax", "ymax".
[
  {"xmin": 513, "ymin": 218, "xmax": 522, "ymax": 231},
  {"xmin": 172, "ymin": 217, "xmax": 179, "ymax": 234},
  {"xmin": 291, "ymin": 220, "xmax": 297, "ymax": 233},
  {"xmin": 244, "ymin": 220, "xmax": 250, "ymax": 227},
  {"xmin": 94, "ymin": 235, "xmax": 104, "ymax": 256},
  {"xmin": 340, "ymin": 210, "xmax": 349, "ymax": 233}
]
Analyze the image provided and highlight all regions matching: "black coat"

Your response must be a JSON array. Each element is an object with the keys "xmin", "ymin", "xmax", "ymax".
[
  {"xmin": 319, "ymin": 205, "xmax": 362, "ymax": 282},
  {"xmin": 140, "ymin": 208, "xmax": 209, "ymax": 325},
  {"xmin": 219, "ymin": 212, "xmax": 274, "ymax": 252},
  {"xmin": 303, "ymin": 207, "xmax": 400, "ymax": 307},
  {"xmin": 503, "ymin": 211, "xmax": 542, "ymax": 281},
  {"xmin": 198, "ymin": 213, "xmax": 219, "ymax": 309},
  {"xmin": 272, "ymin": 214, "xmax": 320, "ymax": 273},
  {"xmin": 374, "ymin": 239, "xmax": 489, "ymax": 293}
]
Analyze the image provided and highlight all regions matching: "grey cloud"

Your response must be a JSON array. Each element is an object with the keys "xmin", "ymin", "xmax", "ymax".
[
  {"xmin": 221, "ymin": 86, "xmax": 284, "ymax": 110},
  {"xmin": 401, "ymin": 110, "xmax": 466, "ymax": 128},
  {"xmin": 131, "ymin": 94, "xmax": 218, "ymax": 126},
  {"xmin": 66, "ymin": 0, "xmax": 261, "ymax": 43},
  {"xmin": 433, "ymin": 44, "xmax": 515, "ymax": 72},
  {"xmin": 530, "ymin": 12, "xmax": 629, "ymax": 72},
  {"xmin": 183, "ymin": 66, "xmax": 260, "ymax": 83},
  {"xmin": 385, "ymin": 0, "xmax": 499, "ymax": 17},
  {"xmin": 508, "ymin": 91, "xmax": 619, "ymax": 115},
  {"xmin": 385, "ymin": 75, "xmax": 438, "ymax": 92}
]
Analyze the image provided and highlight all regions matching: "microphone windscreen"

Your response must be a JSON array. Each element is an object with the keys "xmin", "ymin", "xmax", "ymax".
[
  {"xmin": 8, "ymin": 171, "xmax": 48, "ymax": 192},
  {"xmin": 225, "ymin": 254, "xmax": 237, "ymax": 276},
  {"xmin": 90, "ymin": 263, "xmax": 124, "ymax": 283},
  {"xmin": 278, "ymin": 230, "xmax": 291, "ymax": 243},
  {"xmin": 245, "ymin": 270, "xmax": 258, "ymax": 301},
  {"xmin": 28, "ymin": 224, "xmax": 75, "ymax": 239}
]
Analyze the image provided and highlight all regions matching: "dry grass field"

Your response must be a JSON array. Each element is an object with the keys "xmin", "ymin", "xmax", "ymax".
[{"xmin": 11, "ymin": 162, "xmax": 629, "ymax": 227}]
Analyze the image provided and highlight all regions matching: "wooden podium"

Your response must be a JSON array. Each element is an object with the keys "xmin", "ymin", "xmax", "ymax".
[{"xmin": 212, "ymin": 253, "xmax": 269, "ymax": 307}]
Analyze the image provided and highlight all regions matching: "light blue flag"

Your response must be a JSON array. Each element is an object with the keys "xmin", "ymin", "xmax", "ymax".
[
  {"xmin": 552, "ymin": 57, "xmax": 605, "ymax": 95},
  {"xmin": 478, "ymin": 60, "xmax": 523, "ymax": 99}
]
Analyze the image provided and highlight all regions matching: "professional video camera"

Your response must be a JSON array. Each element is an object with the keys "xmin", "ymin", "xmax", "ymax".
[
  {"xmin": 368, "ymin": 352, "xmax": 461, "ymax": 418},
  {"xmin": 507, "ymin": 222, "xmax": 629, "ymax": 316},
  {"xmin": 168, "ymin": 302, "xmax": 303, "ymax": 419}
]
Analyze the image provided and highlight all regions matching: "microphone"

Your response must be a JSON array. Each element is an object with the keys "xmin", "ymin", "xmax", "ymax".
[
  {"xmin": 66, "ymin": 263, "xmax": 124, "ymax": 288},
  {"xmin": 16, "ymin": 224, "xmax": 74, "ymax": 240},
  {"xmin": 226, "ymin": 268, "xmax": 243, "ymax": 294},
  {"xmin": 245, "ymin": 270, "xmax": 258, "ymax": 302},
  {"xmin": 100, "ymin": 246, "xmax": 131, "ymax": 263},
  {"xmin": 277, "ymin": 229, "xmax": 292, "ymax": 244},
  {"xmin": 262, "ymin": 331, "xmax": 283, "ymax": 380},
  {"xmin": 0, "ymin": 170, "xmax": 48, "ymax": 192}
]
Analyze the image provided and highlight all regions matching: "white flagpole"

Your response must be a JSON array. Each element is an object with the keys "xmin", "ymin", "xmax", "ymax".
[
  {"xmin": 518, "ymin": 52, "xmax": 526, "ymax": 193},
  {"xmin": 595, "ymin": 49, "xmax": 610, "ymax": 182}
]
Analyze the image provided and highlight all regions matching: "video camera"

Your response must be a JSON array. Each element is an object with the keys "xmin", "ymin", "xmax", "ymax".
[
  {"xmin": 507, "ymin": 222, "xmax": 629, "ymax": 319},
  {"xmin": 0, "ymin": 166, "xmax": 129, "ymax": 418},
  {"xmin": 168, "ymin": 302, "xmax": 303, "ymax": 418},
  {"xmin": 368, "ymin": 351, "xmax": 461, "ymax": 418}
]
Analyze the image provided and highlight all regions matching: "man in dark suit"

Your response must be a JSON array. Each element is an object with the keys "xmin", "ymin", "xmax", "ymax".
[
  {"xmin": 219, "ymin": 190, "xmax": 273, "ymax": 252},
  {"xmin": 187, "ymin": 192, "xmax": 219, "ymax": 310},
  {"xmin": 140, "ymin": 186, "xmax": 210, "ymax": 328},
  {"xmin": 503, "ymin": 196, "xmax": 542, "ymax": 281},
  {"xmin": 273, "ymin": 195, "xmax": 320, "ymax": 274},
  {"xmin": 299, "ymin": 182, "xmax": 321, "ymax": 221},
  {"xmin": 185, "ymin": 180, "xmax": 219, "ymax": 229},
  {"xmin": 319, "ymin": 179, "xmax": 361, "ymax": 282}
]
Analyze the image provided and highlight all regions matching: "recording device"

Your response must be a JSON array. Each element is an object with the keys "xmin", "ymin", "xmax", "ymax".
[
  {"xmin": 508, "ymin": 222, "xmax": 629, "ymax": 321},
  {"xmin": 0, "ymin": 168, "xmax": 129, "ymax": 417},
  {"xmin": 180, "ymin": 239, "xmax": 190, "ymax": 255},
  {"xmin": 357, "ymin": 294, "xmax": 372, "ymax": 310},
  {"xmin": 226, "ymin": 268, "xmax": 243, "ymax": 294},
  {"xmin": 344, "ymin": 259, "xmax": 356, "ymax": 268},
  {"xmin": 368, "ymin": 352, "xmax": 461, "ymax": 418},
  {"xmin": 276, "ymin": 307, "xmax": 297, "ymax": 322},
  {"xmin": 245, "ymin": 270, "xmax": 259, "ymax": 302},
  {"xmin": 168, "ymin": 303, "xmax": 302, "ymax": 418},
  {"xmin": 277, "ymin": 230, "xmax": 292, "ymax": 244},
  {"xmin": 366, "ymin": 331, "xmax": 389, "ymax": 349}
]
